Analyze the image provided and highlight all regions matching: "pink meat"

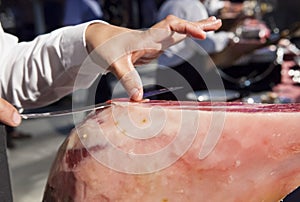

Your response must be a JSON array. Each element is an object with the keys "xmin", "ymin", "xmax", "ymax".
[{"xmin": 43, "ymin": 100, "xmax": 300, "ymax": 202}]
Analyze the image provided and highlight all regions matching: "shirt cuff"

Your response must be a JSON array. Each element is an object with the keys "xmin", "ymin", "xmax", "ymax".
[{"xmin": 60, "ymin": 20, "xmax": 109, "ymax": 74}]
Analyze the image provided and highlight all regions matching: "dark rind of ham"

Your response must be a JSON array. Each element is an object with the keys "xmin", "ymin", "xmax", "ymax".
[{"xmin": 110, "ymin": 99, "xmax": 300, "ymax": 112}]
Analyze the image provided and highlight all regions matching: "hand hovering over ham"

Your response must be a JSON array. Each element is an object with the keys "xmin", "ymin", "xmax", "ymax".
[{"xmin": 85, "ymin": 15, "xmax": 222, "ymax": 101}]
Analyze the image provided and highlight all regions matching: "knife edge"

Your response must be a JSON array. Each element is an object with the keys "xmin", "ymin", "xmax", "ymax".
[
  {"xmin": 20, "ymin": 86, "xmax": 183, "ymax": 119},
  {"xmin": 20, "ymin": 102, "xmax": 111, "ymax": 119}
]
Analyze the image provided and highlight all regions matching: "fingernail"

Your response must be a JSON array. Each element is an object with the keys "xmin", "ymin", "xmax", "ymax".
[
  {"xmin": 130, "ymin": 88, "xmax": 142, "ymax": 101},
  {"xmin": 137, "ymin": 91, "xmax": 142, "ymax": 100},
  {"xmin": 13, "ymin": 111, "xmax": 21, "ymax": 125}
]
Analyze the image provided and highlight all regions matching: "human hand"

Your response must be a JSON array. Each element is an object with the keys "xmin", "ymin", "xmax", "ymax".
[
  {"xmin": 85, "ymin": 15, "xmax": 222, "ymax": 101},
  {"xmin": 0, "ymin": 98, "xmax": 21, "ymax": 127}
]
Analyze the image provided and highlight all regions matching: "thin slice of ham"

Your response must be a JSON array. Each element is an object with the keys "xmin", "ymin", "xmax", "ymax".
[{"xmin": 43, "ymin": 100, "xmax": 300, "ymax": 202}]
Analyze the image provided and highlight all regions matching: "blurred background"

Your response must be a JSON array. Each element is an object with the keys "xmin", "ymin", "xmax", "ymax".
[{"xmin": 0, "ymin": 0, "xmax": 300, "ymax": 201}]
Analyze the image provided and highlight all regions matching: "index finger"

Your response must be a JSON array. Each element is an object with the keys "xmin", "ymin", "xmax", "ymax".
[{"xmin": 110, "ymin": 56, "xmax": 143, "ymax": 101}]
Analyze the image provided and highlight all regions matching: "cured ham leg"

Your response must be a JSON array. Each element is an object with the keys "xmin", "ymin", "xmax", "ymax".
[{"xmin": 43, "ymin": 100, "xmax": 300, "ymax": 202}]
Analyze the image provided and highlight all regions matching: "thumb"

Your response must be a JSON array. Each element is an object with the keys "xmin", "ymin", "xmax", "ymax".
[
  {"xmin": 111, "ymin": 57, "xmax": 143, "ymax": 101},
  {"xmin": 0, "ymin": 98, "xmax": 22, "ymax": 127}
]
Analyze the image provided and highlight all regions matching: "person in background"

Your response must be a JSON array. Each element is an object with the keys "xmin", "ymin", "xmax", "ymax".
[
  {"xmin": 204, "ymin": 0, "xmax": 228, "ymax": 16},
  {"xmin": 203, "ymin": 0, "xmax": 243, "ymax": 16},
  {"xmin": 63, "ymin": 0, "xmax": 103, "ymax": 26},
  {"xmin": 214, "ymin": 0, "xmax": 245, "ymax": 31},
  {"xmin": 155, "ymin": 0, "xmax": 268, "ymax": 100},
  {"xmin": 0, "ymin": 15, "xmax": 222, "ymax": 128},
  {"xmin": 138, "ymin": 0, "xmax": 159, "ymax": 28}
]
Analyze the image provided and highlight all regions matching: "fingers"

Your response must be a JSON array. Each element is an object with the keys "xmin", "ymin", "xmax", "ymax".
[
  {"xmin": 171, "ymin": 16, "xmax": 222, "ymax": 39},
  {"xmin": 154, "ymin": 15, "xmax": 222, "ymax": 40},
  {"xmin": 86, "ymin": 16, "xmax": 222, "ymax": 103},
  {"xmin": 197, "ymin": 16, "xmax": 223, "ymax": 32},
  {"xmin": 0, "ymin": 98, "xmax": 22, "ymax": 127},
  {"xmin": 110, "ymin": 56, "xmax": 143, "ymax": 101}
]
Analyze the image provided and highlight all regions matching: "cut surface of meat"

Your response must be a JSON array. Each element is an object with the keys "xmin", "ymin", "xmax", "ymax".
[{"xmin": 43, "ymin": 100, "xmax": 300, "ymax": 202}]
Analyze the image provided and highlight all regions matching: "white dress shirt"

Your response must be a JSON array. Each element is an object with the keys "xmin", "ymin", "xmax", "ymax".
[
  {"xmin": 157, "ymin": 0, "xmax": 231, "ymax": 68},
  {"xmin": 0, "ymin": 21, "xmax": 104, "ymax": 109}
]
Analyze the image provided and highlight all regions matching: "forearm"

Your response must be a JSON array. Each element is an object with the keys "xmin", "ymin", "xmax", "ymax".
[{"xmin": 1, "ymin": 21, "xmax": 105, "ymax": 109}]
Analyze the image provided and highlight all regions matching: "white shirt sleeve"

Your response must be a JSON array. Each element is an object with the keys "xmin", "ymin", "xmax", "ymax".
[{"xmin": 0, "ymin": 20, "xmax": 106, "ymax": 109}]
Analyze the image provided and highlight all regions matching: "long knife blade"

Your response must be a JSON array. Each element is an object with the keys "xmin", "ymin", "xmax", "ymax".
[{"xmin": 20, "ymin": 86, "xmax": 182, "ymax": 119}]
